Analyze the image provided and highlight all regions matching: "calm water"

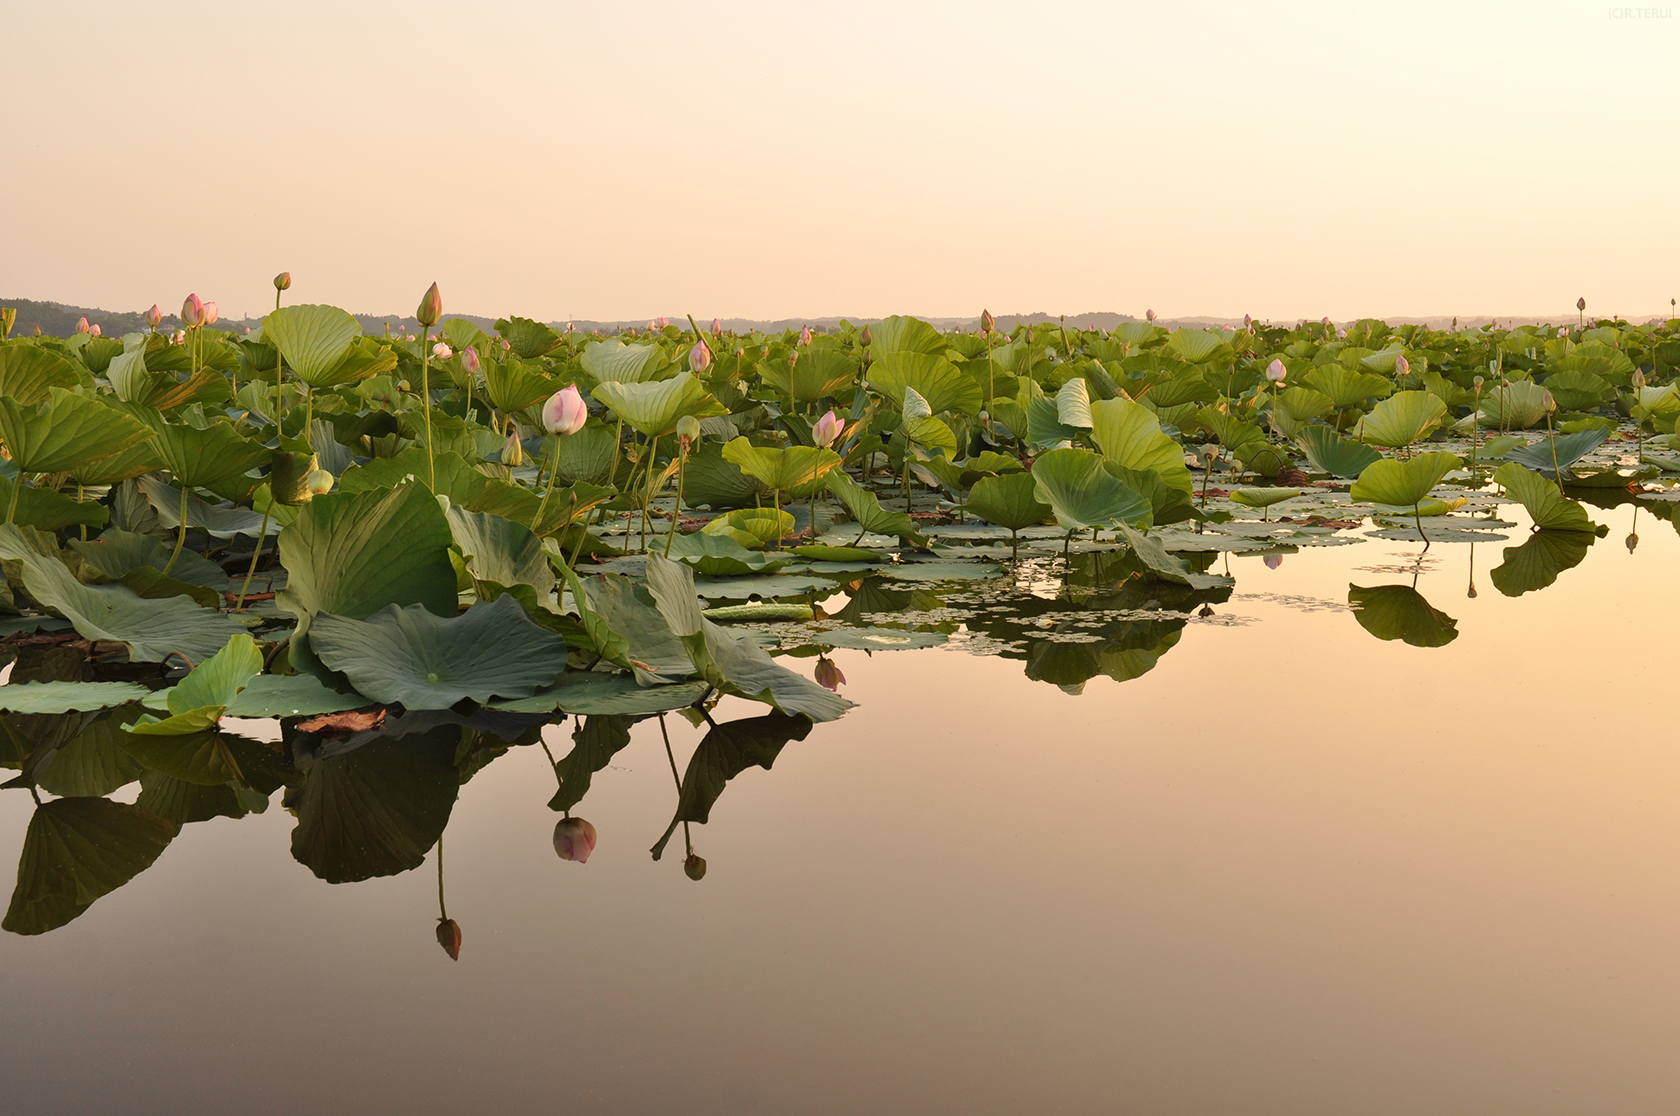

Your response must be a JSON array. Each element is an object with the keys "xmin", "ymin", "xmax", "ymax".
[{"xmin": 2, "ymin": 499, "xmax": 1677, "ymax": 1115}]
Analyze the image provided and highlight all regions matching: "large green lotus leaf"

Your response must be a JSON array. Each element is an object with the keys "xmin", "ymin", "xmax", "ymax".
[
  {"xmin": 904, "ymin": 413, "xmax": 958, "ymax": 458},
  {"xmin": 290, "ymin": 728, "xmax": 458, "ymax": 884},
  {"xmin": 867, "ymin": 314, "xmax": 946, "ymax": 356},
  {"xmin": 309, "ymin": 594, "xmax": 570, "ymax": 709},
  {"xmin": 1541, "ymin": 370, "xmax": 1612, "ymax": 411},
  {"xmin": 758, "ymin": 348, "xmax": 859, "ymax": 405},
  {"xmin": 1089, "ymin": 397, "xmax": 1194, "ymax": 494},
  {"xmin": 1503, "ymin": 426, "xmax": 1609, "ymax": 476},
  {"xmin": 867, "ymin": 352, "xmax": 982, "ymax": 415},
  {"xmin": 1349, "ymin": 452, "xmax": 1460, "ymax": 509},
  {"xmin": 2, "ymin": 796, "xmax": 179, "ymax": 935},
  {"xmin": 591, "ymin": 372, "xmax": 725, "ymax": 436},
  {"xmin": 824, "ymin": 470, "xmax": 924, "ymax": 545},
  {"xmin": 276, "ymin": 483, "xmax": 458, "ymax": 673},
  {"xmin": 483, "ymin": 356, "xmax": 556, "ymax": 413},
  {"xmin": 0, "ymin": 345, "xmax": 83, "ymax": 406},
  {"xmin": 1118, "ymin": 525, "xmax": 1234, "ymax": 589},
  {"xmin": 1056, "ymin": 377, "xmax": 1094, "ymax": 429},
  {"xmin": 490, "ymin": 673, "xmax": 709, "ymax": 716},
  {"xmin": 120, "ymin": 729, "xmax": 248, "ymax": 785},
  {"xmin": 1297, "ymin": 426, "xmax": 1382, "ymax": 478},
  {"xmin": 546, "ymin": 422, "xmax": 618, "ymax": 486},
  {"xmin": 682, "ymin": 438, "xmax": 766, "ymax": 509},
  {"xmin": 260, "ymin": 304, "xmax": 361, "ymax": 388},
  {"xmin": 1228, "ymin": 487, "xmax": 1302, "ymax": 509},
  {"xmin": 1271, "ymin": 387, "xmax": 1335, "ymax": 439},
  {"xmin": 1347, "ymin": 584, "xmax": 1458, "ymax": 647},
  {"xmin": 701, "ymin": 507, "xmax": 796, "ymax": 548},
  {"xmin": 0, "ymin": 388, "xmax": 154, "ymax": 475},
  {"xmin": 71, "ymin": 528, "xmax": 230, "ymax": 589},
  {"xmin": 643, "ymin": 555, "xmax": 853, "ymax": 722},
  {"xmin": 0, "ymin": 525, "xmax": 244, "ymax": 662},
  {"xmin": 580, "ymin": 573, "xmax": 695, "ymax": 684},
  {"xmin": 1298, "ymin": 365, "xmax": 1393, "ymax": 409},
  {"xmin": 580, "ymin": 338, "xmax": 673, "ymax": 384},
  {"xmin": 1025, "ymin": 390, "xmax": 1081, "ymax": 448},
  {"xmin": 35, "ymin": 712, "xmax": 149, "ymax": 798},
  {"xmin": 966, "ymin": 471, "xmax": 1051, "ymax": 532},
  {"xmin": 1031, "ymin": 447, "xmax": 1152, "ymax": 531},
  {"xmin": 1354, "ymin": 390, "xmax": 1448, "ymax": 448},
  {"xmin": 145, "ymin": 419, "xmax": 268, "ymax": 487},
  {"xmin": 667, "ymin": 530, "xmax": 789, "ymax": 576},
  {"xmin": 69, "ymin": 437, "xmax": 164, "ymax": 485},
  {"xmin": 226, "ymin": 673, "xmax": 367, "ymax": 717},
  {"xmin": 135, "ymin": 473, "xmax": 279, "ymax": 540},
  {"xmin": 650, "ymin": 710, "xmax": 815, "ymax": 858},
  {"xmin": 1165, "ymin": 328, "xmax": 1227, "ymax": 364},
  {"xmin": 1491, "ymin": 462, "xmax": 1597, "ymax": 532},
  {"xmin": 0, "ymin": 475, "xmax": 108, "ymax": 532},
  {"xmin": 541, "ymin": 713, "xmax": 632, "ymax": 813},
  {"xmin": 721, "ymin": 438, "xmax": 842, "ymax": 497},
  {"xmin": 1489, "ymin": 529, "xmax": 1594, "ymax": 597},
  {"xmin": 124, "ymin": 634, "xmax": 263, "ymax": 736},
  {"xmin": 1478, "ymin": 380, "xmax": 1551, "ymax": 429},
  {"xmin": 446, "ymin": 505, "xmax": 555, "ymax": 602},
  {"xmin": 0, "ymin": 681, "xmax": 149, "ymax": 714},
  {"xmin": 495, "ymin": 315, "xmax": 564, "ymax": 359},
  {"xmin": 1104, "ymin": 464, "xmax": 1198, "ymax": 528}
]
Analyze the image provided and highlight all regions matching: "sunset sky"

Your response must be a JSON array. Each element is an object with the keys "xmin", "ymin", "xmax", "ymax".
[{"xmin": 5, "ymin": 0, "xmax": 1677, "ymax": 324}]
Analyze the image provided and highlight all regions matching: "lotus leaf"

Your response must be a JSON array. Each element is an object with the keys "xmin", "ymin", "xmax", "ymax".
[
  {"xmin": 1348, "ymin": 452, "xmax": 1460, "ymax": 509},
  {"xmin": 1347, "ymin": 584, "xmax": 1458, "ymax": 647},
  {"xmin": 722, "ymin": 438, "xmax": 842, "ymax": 498},
  {"xmin": 1031, "ymin": 448, "xmax": 1152, "ymax": 531},
  {"xmin": 1118, "ymin": 525, "xmax": 1234, "ymax": 589},
  {"xmin": 966, "ymin": 471, "xmax": 1052, "ymax": 534},
  {"xmin": 1503, "ymin": 426, "xmax": 1610, "ymax": 476},
  {"xmin": 1296, "ymin": 426, "xmax": 1383, "ymax": 477},
  {"xmin": 1298, "ymin": 365, "xmax": 1393, "ymax": 409},
  {"xmin": 1355, "ymin": 390, "xmax": 1448, "ymax": 448},
  {"xmin": 126, "ymin": 634, "xmax": 264, "ymax": 736},
  {"xmin": 495, "ymin": 315, "xmax": 564, "ymax": 359},
  {"xmin": 1090, "ymin": 397, "xmax": 1195, "ymax": 494},
  {"xmin": 2, "ymin": 797, "xmax": 178, "ymax": 936},
  {"xmin": 0, "ymin": 345, "xmax": 83, "ymax": 407},
  {"xmin": 758, "ymin": 348, "xmax": 858, "ymax": 405},
  {"xmin": 591, "ymin": 372, "xmax": 725, "ymax": 436},
  {"xmin": 667, "ymin": 531, "xmax": 789, "ymax": 576},
  {"xmin": 0, "ymin": 681, "xmax": 149, "ymax": 714},
  {"xmin": 261, "ymin": 304, "xmax": 363, "ymax": 388},
  {"xmin": 868, "ymin": 352, "xmax": 982, "ymax": 415},
  {"xmin": 702, "ymin": 507, "xmax": 796, "ymax": 548},
  {"xmin": 1491, "ymin": 463, "xmax": 1598, "ymax": 532},
  {"xmin": 0, "ymin": 389, "xmax": 154, "ymax": 479},
  {"xmin": 580, "ymin": 338, "xmax": 671, "ymax": 383}
]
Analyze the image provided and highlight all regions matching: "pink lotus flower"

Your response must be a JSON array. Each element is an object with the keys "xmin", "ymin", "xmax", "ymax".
[
  {"xmin": 432, "ymin": 341, "xmax": 452, "ymax": 360},
  {"xmin": 812, "ymin": 408, "xmax": 845, "ymax": 448},
  {"xmin": 542, "ymin": 384, "xmax": 588, "ymax": 435},
  {"xmin": 1395, "ymin": 355, "xmax": 1409, "ymax": 376},
  {"xmin": 553, "ymin": 817, "xmax": 597, "ymax": 863},
  {"xmin": 799, "ymin": 326, "xmax": 813, "ymax": 345},
  {"xmin": 1265, "ymin": 358, "xmax": 1286, "ymax": 382},
  {"xmin": 814, "ymin": 656, "xmax": 845, "ymax": 691},
  {"xmin": 170, "ymin": 329, "xmax": 186, "ymax": 344},
  {"xmin": 89, "ymin": 323, "xmax": 102, "ymax": 336},
  {"xmin": 658, "ymin": 316, "xmax": 670, "ymax": 328},
  {"xmin": 182, "ymin": 294, "xmax": 204, "ymax": 327},
  {"xmin": 75, "ymin": 316, "xmax": 89, "ymax": 334},
  {"xmin": 146, "ymin": 304, "xmax": 162, "ymax": 328},
  {"xmin": 202, "ymin": 302, "xmax": 218, "ymax": 326},
  {"xmin": 689, "ymin": 339, "xmax": 712, "ymax": 374},
  {"xmin": 460, "ymin": 346, "xmax": 480, "ymax": 375}
]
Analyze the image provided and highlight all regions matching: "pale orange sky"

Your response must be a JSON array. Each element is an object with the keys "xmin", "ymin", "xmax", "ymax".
[{"xmin": 4, "ymin": 0, "xmax": 1677, "ymax": 323}]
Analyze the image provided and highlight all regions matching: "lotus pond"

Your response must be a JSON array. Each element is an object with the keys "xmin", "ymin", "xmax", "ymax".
[{"xmin": 2, "ymin": 303, "xmax": 1680, "ymax": 1111}]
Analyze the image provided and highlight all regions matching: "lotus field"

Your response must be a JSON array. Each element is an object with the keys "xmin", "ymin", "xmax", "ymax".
[{"xmin": 0, "ymin": 284, "xmax": 1676, "ymax": 934}]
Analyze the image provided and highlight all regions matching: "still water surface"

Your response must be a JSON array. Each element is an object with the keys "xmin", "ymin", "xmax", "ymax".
[{"xmin": 1, "ymin": 500, "xmax": 1675, "ymax": 1115}]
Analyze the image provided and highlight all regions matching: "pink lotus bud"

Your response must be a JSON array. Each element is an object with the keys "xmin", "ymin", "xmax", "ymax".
[
  {"xmin": 1243, "ymin": 314, "xmax": 1252, "ymax": 327},
  {"xmin": 436, "ymin": 917, "xmax": 462, "ymax": 960},
  {"xmin": 75, "ymin": 316, "xmax": 89, "ymax": 334},
  {"xmin": 1557, "ymin": 327, "xmax": 1568, "ymax": 337},
  {"xmin": 811, "ymin": 408, "xmax": 845, "ymax": 448},
  {"xmin": 405, "ymin": 334, "xmax": 415, "ymax": 342},
  {"xmin": 89, "ymin": 323, "xmax": 102, "ymax": 337},
  {"xmin": 542, "ymin": 384, "xmax": 588, "ymax": 436},
  {"xmin": 799, "ymin": 326, "xmax": 813, "ymax": 346},
  {"xmin": 553, "ymin": 817, "xmax": 597, "ymax": 863},
  {"xmin": 182, "ymin": 294, "xmax": 204, "ymax": 327},
  {"xmin": 981, "ymin": 309, "xmax": 995, "ymax": 332},
  {"xmin": 1542, "ymin": 390, "xmax": 1556, "ymax": 412},
  {"xmin": 460, "ymin": 346, "xmax": 480, "ymax": 375},
  {"xmin": 1145, "ymin": 309, "xmax": 1156, "ymax": 321},
  {"xmin": 1577, "ymin": 297, "xmax": 1587, "ymax": 312},
  {"xmin": 1264, "ymin": 553, "xmax": 1283, "ymax": 570},
  {"xmin": 202, "ymin": 302, "xmax": 218, "ymax": 326},
  {"xmin": 814, "ymin": 656, "xmax": 845, "ymax": 691},
  {"xmin": 710, "ymin": 317, "xmax": 722, "ymax": 335},
  {"xmin": 432, "ymin": 341, "xmax": 452, "ymax": 360},
  {"xmin": 1394, "ymin": 355, "xmax": 1409, "ymax": 376},
  {"xmin": 1265, "ymin": 358, "xmax": 1286, "ymax": 382},
  {"xmin": 501, "ymin": 338, "xmax": 511, "ymax": 350},
  {"xmin": 146, "ymin": 304, "xmax": 162, "ymax": 328},
  {"xmin": 502, "ymin": 430, "xmax": 524, "ymax": 467},
  {"xmin": 416, "ymin": 282, "xmax": 442, "ymax": 327},
  {"xmin": 860, "ymin": 325, "xmax": 872, "ymax": 346},
  {"xmin": 689, "ymin": 339, "xmax": 712, "ymax": 374},
  {"xmin": 274, "ymin": 271, "xmax": 292, "ymax": 292},
  {"xmin": 684, "ymin": 853, "xmax": 707, "ymax": 880},
  {"xmin": 658, "ymin": 317, "xmax": 670, "ymax": 328},
  {"xmin": 1336, "ymin": 329, "xmax": 1346, "ymax": 338},
  {"xmin": 1322, "ymin": 316, "xmax": 1332, "ymax": 325}
]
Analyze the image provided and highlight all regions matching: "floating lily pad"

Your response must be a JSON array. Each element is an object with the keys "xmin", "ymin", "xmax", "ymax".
[{"xmin": 0, "ymin": 680, "xmax": 150, "ymax": 714}]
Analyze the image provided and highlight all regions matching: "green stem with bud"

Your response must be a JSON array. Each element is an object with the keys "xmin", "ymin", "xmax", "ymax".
[{"xmin": 162, "ymin": 484, "xmax": 191, "ymax": 576}]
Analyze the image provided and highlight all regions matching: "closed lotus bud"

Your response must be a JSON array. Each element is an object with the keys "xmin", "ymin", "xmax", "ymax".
[
  {"xmin": 1335, "ymin": 328, "xmax": 1346, "ymax": 339},
  {"xmin": 1542, "ymin": 390, "xmax": 1556, "ymax": 412},
  {"xmin": 89, "ymin": 323, "xmax": 102, "ymax": 336},
  {"xmin": 436, "ymin": 917, "xmax": 462, "ymax": 960},
  {"xmin": 860, "ymin": 325, "xmax": 872, "ymax": 347},
  {"xmin": 711, "ymin": 317, "xmax": 722, "ymax": 335},
  {"xmin": 689, "ymin": 339, "xmax": 712, "ymax": 374},
  {"xmin": 659, "ymin": 316, "xmax": 670, "ymax": 328},
  {"xmin": 203, "ymin": 302, "xmax": 219, "ymax": 327},
  {"xmin": 305, "ymin": 468, "xmax": 335, "ymax": 495},
  {"xmin": 813, "ymin": 656, "xmax": 845, "ymax": 691},
  {"xmin": 1632, "ymin": 369, "xmax": 1646, "ymax": 388},
  {"xmin": 1145, "ymin": 309, "xmax": 1156, "ymax": 321},
  {"xmin": 460, "ymin": 346, "xmax": 480, "ymax": 376},
  {"xmin": 1264, "ymin": 553, "xmax": 1283, "ymax": 569},
  {"xmin": 182, "ymin": 294, "xmax": 204, "ymax": 327},
  {"xmin": 981, "ymin": 309, "xmax": 994, "ymax": 332},
  {"xmin": 1265, "ymin": 358, "xmax": 1286, "ymax": 382},
  {"xmin": 799, "ymin": 326, "xmax": 813, "ymax": 346},
  {"xmin": 811, "ymin": 408, "xmax": 844, "ymax": 448},
  {"xmin": 553, "ymin": 817, "xmax": 597, "ymax": 863},
  {"xmin": 1626, "ymin": 532, "xmax": 1639, "ymax": 553},
  {"xmin": 1468, "ymin": 583, "xmax": 1478, "ymax": 599},
  {"xmin": 1243, "ymin": 313, "xmax": 1253, "ymax": 327},
  {"xmin": 542, "ymin": 384, "xmax": 588, "ymax": 435},
  {"xmin": 1577, "ymin": 296, "xmax": 1587, "ymax": 311},
  {"xmin": 1322, "ymin": 316, "xmax": 1332, "ymax": 326},
  {"xmin": 684, "ymin": 853, "xmax": 707, "ymax": 881},
  {"xmin": 146, "ymin": 304, "xmax": 162, "ymax": 328},
  {"xmin": 433, "ymin": 341, "xmax": 452, "ymax": 360},
  {"xmin": 1395, "ymin": 355, "xmax": 1409, "ymax": 376},
  {"xmin": 502, "ymin": 430, "xmax": 524, "ymax": 467},
  {"xmin": 75, "ymin": 316, "xmax": 89, "ymax": 334},
  {"xmin": 676, "ymin": 414, "xmax": 702, "ymax": 448},
  {"xmin": 416, "ymin": 282, "xmax": 442, "ymax": 327},
  {"xmin": 274, "ymin": 271, "xmax": 292, "ymax": 291}
]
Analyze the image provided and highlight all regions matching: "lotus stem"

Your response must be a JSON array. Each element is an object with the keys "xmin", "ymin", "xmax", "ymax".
[
  {"xmin": 531, "ymin": 437, "xmax": 563, "ymax": 532},
  {"xmin": 4, "ymin": 476, "xmax": 20, "ymax": 524},
  {"xmin": 162, "ymin": 483, "xmax": 191, "ymax": 576},
  {"xmin": 664, "ymin": 446, "xmax": 687, "ymax": 557},
  {"xmin": 273, "ymin": 344, "xmax": 285, "ymax": 439},
  {"xmin": 236, "ymin": 502, "xmax": 275, "ymax": 611},
  {"xmin": 1414, "ymin": 503, "xmax": 1429, "ymax": 554},
  {"xmin": 420, "ymin": 340, "xmax": 436, "ymax": 490}
]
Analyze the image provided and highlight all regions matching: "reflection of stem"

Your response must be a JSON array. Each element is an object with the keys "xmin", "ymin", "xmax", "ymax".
[
  {"xmin": 436, "ymin": 835, "xmax": 448, "ymax": 921},
  {"xmin": 1414, "ymin": 503, "xmax": 1429, "ymax": 555}
]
